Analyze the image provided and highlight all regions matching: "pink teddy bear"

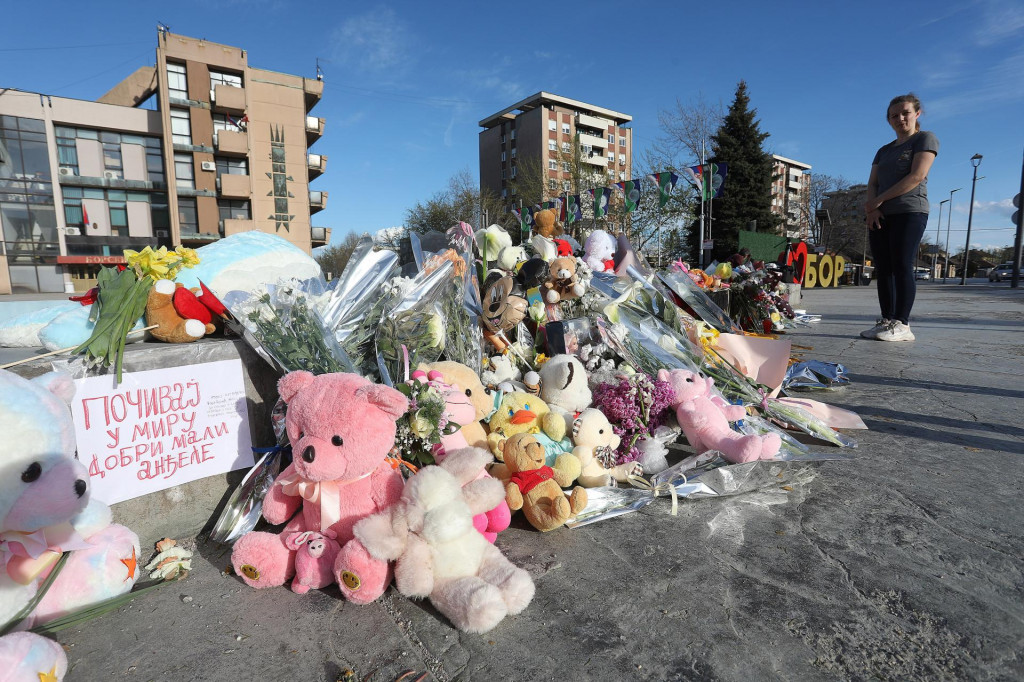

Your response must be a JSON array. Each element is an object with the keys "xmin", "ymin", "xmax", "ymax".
[
  {"xmin": 231, "ymin": 371, "xmax": 408, "ymax": 604},
  {"xmin": 657, "ymin": 368, "xmax": 780, "ymax": 463},
  {"xmin": 284, "ymin": 530, "xmax": 341, "ymax": 595},
  {"xmin": 411, "ymin": 369, "xmax": 511, "ymax": 544}
]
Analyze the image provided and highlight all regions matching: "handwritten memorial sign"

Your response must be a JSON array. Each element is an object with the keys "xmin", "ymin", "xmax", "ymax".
[{"xmin": 71, "ymin": 359, "xmax": 254, "ymax": 505}]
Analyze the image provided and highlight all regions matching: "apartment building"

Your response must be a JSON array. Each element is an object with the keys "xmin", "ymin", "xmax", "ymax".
[
  {"xmin": 479, "ymin": 92, "xmax": 632, "ymax": 215},
  {"xmin": 0, "ymin": 29, "xmax": 328, "ymax": 294},
  {"xmin": 770, "ymin": 154, "xmax": 811, "ymax": 239}
]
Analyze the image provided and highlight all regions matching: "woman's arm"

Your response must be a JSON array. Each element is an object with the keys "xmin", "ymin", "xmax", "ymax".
[
  {"xmin": 864, "ymin": 165, "xmax": 883, "ymax": 230},
  {"xmin": 866, "ymin": 151, "xmax": 937, "ymax": 211}
]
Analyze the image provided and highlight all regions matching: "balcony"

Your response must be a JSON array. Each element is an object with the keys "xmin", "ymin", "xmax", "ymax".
[
  {"xmin": 577, "ymin": 113, "xmax": 607, "ymax": 130},
  {"xmin": 307, "ymin": 153, "xmax": 327, "ymax": 179},
  {"xmin": 218, "ymin": 173, "xmax": 250, "ymax": 199},
  {"xmin": 578, "ymin": 132, "xmax": 608, "ymax": 149},
  {"xmin": 582, "ymin": 153, "xmax": 608, "ymax": 168},
  {"xmin": 305, "ymin": 116, "xmax": 325, "ymax": 146},
  {"xmin": 215, "ymin": 129, "xmax": 248, "ymax": 156},
  {"xmin": 788, "ymin": 179, "xmax": 802, "ymax": 191},
  {"xmin": 311, "ymin": 226, "xmax": 331, "ymax": 246},
  {"xmin": 211, "ymin": 84, "xmax": 246, "ymax": 114},
  {"xmin": 222, "ymin": 218, "xmax": 253, "ymax": 237},
  {"xmin": 303, "ymin": 78, "xmax": 324, "ymax": 112},
  {"xmin": 309, "ymin": 190, "xmax": 328, "ymax": 212}
]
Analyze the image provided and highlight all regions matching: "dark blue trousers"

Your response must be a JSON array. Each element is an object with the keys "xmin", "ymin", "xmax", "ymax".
[{"xmin": 868, "ymin": 212, "xmax": 928, "ymax": 324}]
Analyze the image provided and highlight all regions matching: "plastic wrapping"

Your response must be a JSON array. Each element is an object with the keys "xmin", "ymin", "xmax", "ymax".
[
  {"xmin": 782, "ymin": 360, "xmax": 850, "ymax": 391},
  {"xmin": 221, "ymin": 278, "xmax": 356, "ymax": 376},
  {"xmin": 566, "ymin": 448, "xmax": 851, "ymax": 528},
  {"xmin": 658, "ymin": 269, "xmax": 742, "ymax": 334},
  {"xmin": 375, "ymin": 259, "xmax": 454, "ymax": 386}
]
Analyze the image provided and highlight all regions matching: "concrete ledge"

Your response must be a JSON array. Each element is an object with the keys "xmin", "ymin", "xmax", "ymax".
[{"xmin": 9, "ymin": 337, "xmax": 281, "ymax": 548}]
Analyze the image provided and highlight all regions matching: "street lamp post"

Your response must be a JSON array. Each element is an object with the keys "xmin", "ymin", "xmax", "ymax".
[
  {"xmin": 960, "ymin": 154, "xmax": 983, "ymax": 285},
  {"xmin": 934, "ymin": 198, "xmax": 949, "ymax": 277},
  {"xmin": 943, "ymin": 187, "xmax": 961, "ymax": 283}
]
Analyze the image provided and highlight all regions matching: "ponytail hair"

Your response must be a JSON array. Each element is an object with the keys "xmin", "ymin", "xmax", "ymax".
[{"xmin": 888, "ymin": 93, "xmax": 922, "ymax": 132}]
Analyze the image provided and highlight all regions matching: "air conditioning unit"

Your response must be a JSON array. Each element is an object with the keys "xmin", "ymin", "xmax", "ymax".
[
  {"xmin": 156, "ymin": 230, "xmax": 169, "ymax": 238},
  {"xmin": 103, "ymin": 170, "xmax": 119, "ymax": 179},
  {"xmin": 200, "ymin": 161, "xmax": 216, "ymax": 172},
  {"xmin": 58, "ymin": 167, "xmax": 76, "ymax": 176},
  {"xmin": 63, "ymin": 227, "xmax": 81, "ymax": 236}
]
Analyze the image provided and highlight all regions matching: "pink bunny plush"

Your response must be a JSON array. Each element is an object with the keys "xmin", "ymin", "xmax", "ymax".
[
  {"xmin": 657, "ymin": 368, "xmax": 780, "ymax": 463},
  {"xmin": 231, "ymin": 371, "xmax": 408, "ymax": 604}
]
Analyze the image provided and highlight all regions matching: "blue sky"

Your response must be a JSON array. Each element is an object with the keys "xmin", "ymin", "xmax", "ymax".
[{"xmin": 2, "ymin": 0, "xmax": 1021, "ymax": 251}]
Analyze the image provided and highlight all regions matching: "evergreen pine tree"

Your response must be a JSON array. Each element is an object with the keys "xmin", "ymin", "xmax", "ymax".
[{"xmin": 708, "ymin": 81, "xmax": 779, "ymax": 262}]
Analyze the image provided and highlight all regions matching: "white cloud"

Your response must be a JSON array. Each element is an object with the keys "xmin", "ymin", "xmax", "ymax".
[
  {"xmin": 331, "ymin": 8, "xmax": 412, "ymax": 74},
  {"xmin": 972, "ymin": 0, "xmax": 1024, "ymax": 46}
]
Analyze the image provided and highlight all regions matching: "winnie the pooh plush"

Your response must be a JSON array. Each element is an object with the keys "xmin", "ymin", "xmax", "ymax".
[
  {"xmin": 354, "ymin": 448, "xmax": 534, "ymax": 633},
  {"xmin": 231, "ymin": 371, "xmax": 408, "ymax": 604},
  {"xmin": 0, "ymin": 369, "xmax": 140, "ymax": 682},
  {"xmin": 501, "ymin": 434, "xmax": 587, "ymax": 532}
]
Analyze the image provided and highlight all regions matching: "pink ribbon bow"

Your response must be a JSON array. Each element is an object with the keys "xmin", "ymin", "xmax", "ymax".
[{"xmin": 276, "ymin": 470, "xmax": 373, "ymax": 532}]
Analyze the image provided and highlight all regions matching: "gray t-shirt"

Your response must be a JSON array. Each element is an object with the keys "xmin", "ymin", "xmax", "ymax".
[{"xmin": 872, "ymin": 130, "xmax": 939, "ymax": 215}]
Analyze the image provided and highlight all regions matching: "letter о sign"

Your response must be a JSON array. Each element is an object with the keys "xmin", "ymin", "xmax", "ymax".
[{"xmin": 803, "ymin": 253, "xmax": 846, "ymax": 288}]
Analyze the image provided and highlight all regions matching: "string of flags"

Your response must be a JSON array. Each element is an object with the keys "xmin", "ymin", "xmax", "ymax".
[{"xmin": 509, "ymin": 165, "xmax": 728, "ymax": 223}]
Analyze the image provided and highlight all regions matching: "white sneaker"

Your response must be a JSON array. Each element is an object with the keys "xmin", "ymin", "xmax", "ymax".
[
  {"xmin": 876, "ymin": 321, "xmax": 915, "ymax": 342},
  {"xmin": 860, "ymin": 319, "xmax": 890, "ymax": 339}
]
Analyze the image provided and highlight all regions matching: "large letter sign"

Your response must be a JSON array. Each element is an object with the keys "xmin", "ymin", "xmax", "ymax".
[
  {"xmin": 803, "ymin": 253, "xmax": 846, "ymax": 289},
  {"xmin": 71, "ymin": 359, "xmax": 254, "ymax": 505}
]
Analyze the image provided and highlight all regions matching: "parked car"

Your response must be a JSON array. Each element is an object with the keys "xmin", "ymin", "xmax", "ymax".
[
  {"xmin": 914, "ymin": 267, "xmax": 931, "ymax": 280},
  {"xmin": 988, "ymin": 263, "xmax": 1015, "ymax": 282}
]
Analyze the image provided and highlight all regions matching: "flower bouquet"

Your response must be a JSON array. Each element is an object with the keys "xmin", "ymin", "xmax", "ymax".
[
  {"xmin": 75, "ymin": 246, "xmax": 200, "ymax": 383},
  {"xmin": 391, "ymin": 375, "xmax": 462, "ymax": 469},
  {"xmin": 221, "ymin": 277, "xmax": 356, "ymax": 376},
  {"xmin": 375, "ymin": 258, "xmax": 453, "ymax": 386},
  {"xmin": 591, "ymin": 371, "xmax": 676, "ymax": 466}
]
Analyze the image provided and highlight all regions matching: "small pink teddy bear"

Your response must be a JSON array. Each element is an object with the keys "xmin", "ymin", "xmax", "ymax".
[
  {"xmin": 285, "ymin": 530, "xmax": 341, "ymax": 595},
  {"xmin": 657, "ymin": 368, "xmax": 780, "ymax": 463},
  {"xmin": 411, "ymin": 370, "xmax": 512, "ymax": 544}
]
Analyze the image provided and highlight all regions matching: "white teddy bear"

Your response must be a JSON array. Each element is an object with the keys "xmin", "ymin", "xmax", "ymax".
[{"xmin": 571, "ymin": 408, "xmax": 642, "ymax": 487}]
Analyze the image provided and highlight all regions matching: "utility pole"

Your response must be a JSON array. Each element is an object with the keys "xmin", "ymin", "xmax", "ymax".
[
  {"xmin": 943, "ymin": 188, "xmax": 961, "ymax": 283},
  {"xmin": 960, "ymin": 154, "xmax": 983, "ymax": 285}
]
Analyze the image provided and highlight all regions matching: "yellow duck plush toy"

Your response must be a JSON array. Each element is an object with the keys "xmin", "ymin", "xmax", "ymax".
[{"xmin": 486, "ymin": 392, "xmax": 580, "ymax": 484}]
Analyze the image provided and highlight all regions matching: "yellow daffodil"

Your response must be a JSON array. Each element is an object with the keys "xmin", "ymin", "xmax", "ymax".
[
  {"xmin": 124, "ymin": 246, "xmax": 171, "ymax": 279},
  {"xmin": 174, "ymin": 245, "xmax": 200, "ymax": 268},
  {"xmin": 534, "ymin": 353, "xmax": 550, "ymax": 366}
]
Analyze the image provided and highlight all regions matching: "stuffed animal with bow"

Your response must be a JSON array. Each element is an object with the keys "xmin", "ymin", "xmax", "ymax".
[{"xmin": 231, "ymin": 371, "xmax": 408, "ymax": 603}]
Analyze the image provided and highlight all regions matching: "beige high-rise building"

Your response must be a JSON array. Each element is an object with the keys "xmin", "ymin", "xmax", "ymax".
[
  {"xmin": 0, "ymin": 29, "xmax": 328, "ymax": 294},
  {"xmin": 770, "ymin": 154, "xmax": 812, "ymax": 239},
  {"xmin": 479, "ymin": 92, "xmax": 632, "ymax": 219}
]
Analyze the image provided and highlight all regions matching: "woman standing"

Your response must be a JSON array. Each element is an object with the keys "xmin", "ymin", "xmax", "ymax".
[{"xmin": 860, "ymin": 93, "xmax": 939, "ymax": 342}]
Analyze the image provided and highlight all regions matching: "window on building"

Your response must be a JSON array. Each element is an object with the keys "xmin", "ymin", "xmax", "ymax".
[
  {"xmin": 619, "ymin": 136, "xmax": 626, "ymax": 146},
  {"xmin": 510, "ymin": 148, "xmax": 516, "ymax": 158},
  {"xmin": 549, "ymin": 160, "xmax": 557, "ymax": 170},
  {"xmin": 548, "ymin": 179, "xmax": 557, "ymax": 190},
  {"xmin": 619, "ymin": 153, "xmax": 625, "ymax": 165},
  {"xmin": 218, "ymin": 199, "xmax": 250, "ymax": 222},
  {"xmin": 167, "ymin": 62, "xmax": 187, "ymax": 100},
  {"xmin": 511, "ymin": 166, "xmax": 517, "ymax": 178},
  {"xmin": 511, "ymin": 130, "xmax": 516, "ymax": 140},
  {"xmin": 510, "ymin": 185, "xmax": 517, "ymax": 195},
  {"xmin": 562, "ymin": 123, "xmax": 570, "ymax": 134},
  {"xmin": 212, "ymin": 114, "xmax": 241, "ymax": 135},
  {"xmin": 500, "ymin": 133, "xmax": 506, "ymax": 144},
  {"xmin": 174, "ymin": 153, "xmax": 194, "ymax": 189},
  {"xmin": 145, "ymin": 137, "xmax": 165, "ymax": 184},
  {"xmin": 108, "ymin": 190, "xmax": 128, "ymax": 237},
  {"xmin": 608, "ymin": 134, "xmax": 614, "ymax": 143},
  {"xmin": 178, "ymin": 197, "xmax": 198, "ymax": 234},
  {"xmin": 608, "ymin": 152, "xmax": 615, "ymax": 163},
  {"xmin": 562, "ymin": 142, "xmax": 570, "ymax": 153},
  {"xmin": 501, "ymin": 151, "xmax": 506, "ymax": 162},
  {"xmin": 502, "ymin": 188, "xmax": 507, "ymax": 198},
  {"xmin": 214, "ymin": 156, "xmax": 248, "ymax": 176},
  {"xmin": 170, "ymin": 109, "xmax": 191, "ymax": 145},
  {"xmin": 548, "ymin": 120, "xmax": 556, "ymax": 131},
  {"xmin": 501, "ymin": 169, "xmax": 507, "ymax": 180},
  {"xmin": 209, "ymin": 70, "xmax": 242, "ymax": 89},
  {"xmin": 548, "ymin": 139, "xmax": 556, "ymax": 151},
  {"xmin": 102, "ymin": 141, "xmax": 123, "ymax": 175},
  {"xmin": 55, "ymin": 127, "xmax": 78, "ymax": 175},
  {"xmin": 619, "ymin": 171, "xmax": 625, "ymax": 181},
  {"xmin": 562, "ymin": 180, "xmax": 571, "ymax": 192},
  {"xmin": 562, "ymin": 162, "xmax": 570, "ymax": 172}
]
